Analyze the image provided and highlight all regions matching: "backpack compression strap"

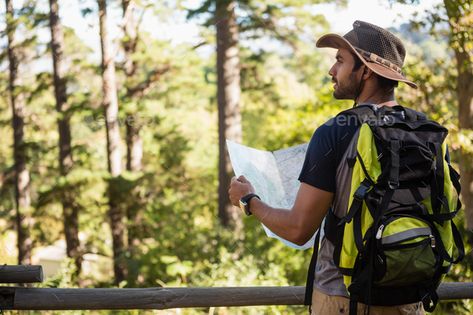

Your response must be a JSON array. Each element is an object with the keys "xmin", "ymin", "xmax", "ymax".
[
  {"xmin": 304, "ymin": 230, "xmax": 321, "ymax": 308},
  {"xmin": 347, "ymin": 188, "xmax": 396, "ymax": 315},
  {"xmin": 428, "ymin": 144, "xmax": 465, "ymax": 264}
]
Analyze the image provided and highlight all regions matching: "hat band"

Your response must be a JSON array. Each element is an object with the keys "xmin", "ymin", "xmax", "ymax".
[{"xmin": 354, "ymin": 47, "xmax": 403, "ymax": 75}]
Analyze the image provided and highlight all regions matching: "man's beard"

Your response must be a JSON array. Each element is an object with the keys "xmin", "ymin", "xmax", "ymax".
[{"xmin": 333, "ymin": 72, "xmax": 360, "ymax": 100}]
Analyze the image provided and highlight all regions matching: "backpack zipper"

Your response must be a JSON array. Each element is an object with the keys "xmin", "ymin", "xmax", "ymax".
[
  {"xmin": 430, "ymin": 235, "xmax": 436, "ymax": 248},
  {"xmin": 376, "ymin": 224, "xmax": 385, "ymax": 239}
]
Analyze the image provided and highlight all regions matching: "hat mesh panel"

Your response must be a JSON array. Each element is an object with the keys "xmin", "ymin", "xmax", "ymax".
[{"xmin": 344, "ymin": 21, "xmax": 405, "ymax": 68}]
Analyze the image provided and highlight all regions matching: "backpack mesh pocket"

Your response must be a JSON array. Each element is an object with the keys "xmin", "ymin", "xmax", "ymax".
[{"xmin": 374, "ymin": 217, "xmax": 437, "ymax": 287}]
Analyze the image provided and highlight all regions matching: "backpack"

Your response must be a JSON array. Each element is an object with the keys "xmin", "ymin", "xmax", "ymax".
[{"xmin": 304, "ymin": 104, "xmax": 464, "ymax": 315}]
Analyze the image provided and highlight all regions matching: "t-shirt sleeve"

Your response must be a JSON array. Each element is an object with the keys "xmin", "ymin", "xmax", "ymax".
[{"xmin": 298, "ymin": 117, "xmax": 358, "ymax": 193}]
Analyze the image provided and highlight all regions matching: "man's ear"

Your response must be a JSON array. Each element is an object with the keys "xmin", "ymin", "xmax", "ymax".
[{"xmin": 362, "ymin": 67, "xmax": 373, "ymax": 80}]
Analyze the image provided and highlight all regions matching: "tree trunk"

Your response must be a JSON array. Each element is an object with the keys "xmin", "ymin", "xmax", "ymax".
[
  {"xmin": 98, "ymin": 0, "xmax": 127, "ymax": 284},
  {"xmin": 216, "ymin": 0, "xmax": 242, "ymax": 230},
  {"xmin": 444, "ymin": 0, "xmax": 473, "ymax": 232},
  {"xmin": 456, "ymin": 51, "xmax": 473, "ymax": 231},
  {"xmin": 48, "ymin": 0, "xmax": 82, "ymax": 277},
  {"xmin": 122, "ymin": 0, "xmax": 142, "ymax": 285},
  {"xmin": 122, "ymin": 0, "xmax": 142, "ymax": 173},
  {"xmin": 122, "ymin": 0, "xmax": 137, "ymax": 80},
  {"xmin": 5, "ymin": 0, "xmax": 33, "ymax": 265},
  {"xmin": 125, "ymin": 122, "xmax": 143, "ymax": 172}
]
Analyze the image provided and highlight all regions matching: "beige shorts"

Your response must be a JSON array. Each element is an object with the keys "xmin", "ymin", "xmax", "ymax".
[{"xmin": 311, "ymin": 289, "xmax": 425, "ymax": 315}]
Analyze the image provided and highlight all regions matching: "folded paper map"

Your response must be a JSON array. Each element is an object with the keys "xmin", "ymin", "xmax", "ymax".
[{"xmin": 226, "ymin": 140, "xmax": 316, "ymax": 250}]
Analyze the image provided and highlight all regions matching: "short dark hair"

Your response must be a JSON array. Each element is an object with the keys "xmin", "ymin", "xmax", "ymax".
[
  {"xmin": 351, "ymin": 53, "xmax": 364, "ymax": 71},
  {"xmin": 377, "ymin": 74, "xmax": 398, "ymax": 91}
]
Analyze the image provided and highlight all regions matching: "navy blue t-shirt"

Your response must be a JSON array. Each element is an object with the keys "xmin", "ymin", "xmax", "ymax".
[{"xmin": 298, "ymin": 116, "xmax": 360, "ymax": 193}]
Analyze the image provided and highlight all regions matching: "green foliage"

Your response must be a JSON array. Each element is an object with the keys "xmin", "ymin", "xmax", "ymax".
[
  {"xmin": 0, "ymin": 1, "xmax": 471, "ymax": 314},
  {"xmin": 187, "ymin": 0, "xmax": 339, "ymax": 55},
  {"xmin": 41, "ymin": 258, "xmax": 79, "ymax": 288}
]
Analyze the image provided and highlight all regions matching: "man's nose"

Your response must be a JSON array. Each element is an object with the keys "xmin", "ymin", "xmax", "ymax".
[{"xmin": 329, "ymin": 64, "xmax": 336, "ymax": 77}]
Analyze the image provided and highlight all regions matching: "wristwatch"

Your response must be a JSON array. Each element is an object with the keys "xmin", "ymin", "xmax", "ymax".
[{"xmin": 239, "ymin": 193, "xmax": 260, "ymax": 216}]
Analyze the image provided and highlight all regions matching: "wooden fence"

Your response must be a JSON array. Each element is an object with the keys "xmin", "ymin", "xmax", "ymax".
[
  {"xmin": 1, "ymin": 283, "xmax": 473, "ymax": 310},
  {"xmin": 1, "ymin": 266, "xmax": 472, "ymax": 310}
]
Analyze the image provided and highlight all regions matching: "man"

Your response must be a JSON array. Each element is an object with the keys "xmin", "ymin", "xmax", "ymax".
[{"xmin": 228, "ymin": 21, "xmax": 425, "ymax": 314}]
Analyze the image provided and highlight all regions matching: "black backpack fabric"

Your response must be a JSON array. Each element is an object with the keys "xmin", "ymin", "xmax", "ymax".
[{"xmin": 304, "ymin": 104, "xmax": 464, "ymax": 314}]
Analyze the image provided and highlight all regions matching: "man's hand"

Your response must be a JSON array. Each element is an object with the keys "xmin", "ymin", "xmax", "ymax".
[
  {"xmin": 228, "ymin": 175, "xmax": 256, "ymax": 207},
  {"xmin": 229, "ymin": 176, "xmax": 333, "ymax": 245}
]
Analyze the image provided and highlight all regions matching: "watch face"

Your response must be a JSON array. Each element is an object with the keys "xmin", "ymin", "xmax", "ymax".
[{"xmin": 239, "ymin": 199, "xmax": 247, "ymax": 213}]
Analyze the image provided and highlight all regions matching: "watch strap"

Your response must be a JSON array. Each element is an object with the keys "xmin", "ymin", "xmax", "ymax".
[{"xmin": 241, "ymin": 193, "xmax": 260, "ymax": 216}]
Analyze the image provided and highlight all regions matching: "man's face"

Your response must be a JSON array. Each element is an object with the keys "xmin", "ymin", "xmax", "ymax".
[{"xmin": 328, "ymin": 48, "xmax": 363, "ymax": 100}]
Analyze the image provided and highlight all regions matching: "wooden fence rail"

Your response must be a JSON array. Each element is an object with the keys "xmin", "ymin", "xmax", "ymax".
[
  {"xmin": 0, "ymin": 265, "xmax": 43, "ymax": 283},
  {"xmin": 1, "ymin": 282, "xmax": 472, "ymax": 310}
]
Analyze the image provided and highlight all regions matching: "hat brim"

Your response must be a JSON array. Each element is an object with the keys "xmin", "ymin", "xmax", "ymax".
[{"xmin": 316, "ymin": 34, "xmax": 418, "ymax": 89}]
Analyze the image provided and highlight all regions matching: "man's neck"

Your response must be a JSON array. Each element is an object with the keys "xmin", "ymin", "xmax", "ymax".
[
  {"xmin": 375, "ymin": 100, "xmax": 398, "ymax": 107},
  {"xmin": 356, "ymin": 94, "xmax": 396, "ymax": 107},
  {"xmin": 355, "ymin": 79, "xmax": 396, "ymax": 106}
]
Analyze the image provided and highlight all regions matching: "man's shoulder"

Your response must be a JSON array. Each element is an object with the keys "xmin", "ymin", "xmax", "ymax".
[
  {"xmin": 324, "ymin": 114, "xmax": 360, "ymax": 128},
  {"xmin": 317, "ymin": 114, "xmax": 360, "ymax": 138},
  {"xmin": 308, "ymin": 115, "xmax": 360, "ymax": 155}
]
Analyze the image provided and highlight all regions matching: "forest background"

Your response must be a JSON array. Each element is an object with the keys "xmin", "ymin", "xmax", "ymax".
[{"xmin": 0, "ymin": 0, "xmax": 472, "ymax": 314}]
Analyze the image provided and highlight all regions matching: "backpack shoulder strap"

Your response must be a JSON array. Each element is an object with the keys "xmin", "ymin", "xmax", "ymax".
[
  {"xmin": 337, "ymin": 104, "xmax": 427, "ymax": 123},
  {"xmin": 304, "ymin": 231, "xmax": 321, "ymax": 307},
  {"xmin": 336, "ymin": 104, "xmax": 377, "ymax": 124},
  {"xmin": 396, "ymin": 106, "xmax": 427, "ymax": 121}
]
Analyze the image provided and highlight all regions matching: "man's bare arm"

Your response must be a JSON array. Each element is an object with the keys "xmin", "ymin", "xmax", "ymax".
[{"xmin": 229, "ymin": 176, "xmax": 333, "ymax": 246}]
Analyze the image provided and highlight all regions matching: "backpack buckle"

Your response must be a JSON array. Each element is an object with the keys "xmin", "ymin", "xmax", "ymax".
[
  {"xmin": 388, "ymin": 180, "xmax": 399, "ymax": 189},
  {"xmin": 354, "ymin": 180, "xmax": 371, "ymax": 201},
  {"xmin": 421, "ymin": 293, "xmax": 434, "ymax": 311},
  {"xmin": 342, "ymin": 180, "xmax": 372, "ymax": 225},
  {"xmin": 382, "ymin": 114, "xmax": 395, "ymax": 125},
  {"xmin": 421, "ymin": 290, "xmax": 438, "ymax": 312}
]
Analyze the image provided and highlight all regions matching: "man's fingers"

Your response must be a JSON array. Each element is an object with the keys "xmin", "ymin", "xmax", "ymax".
[{"xmin": 238, "ymin": 175, "xmax": 249, "ymax": 183}]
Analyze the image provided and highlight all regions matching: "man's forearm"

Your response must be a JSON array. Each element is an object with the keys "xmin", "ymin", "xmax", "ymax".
[
  {"xmin": 229, "ymin": 178, "xmax": 330, "ymax": 245},
  {"xmin": 249, "ymin": 198, "xmax": 308, "ymax": 245}
]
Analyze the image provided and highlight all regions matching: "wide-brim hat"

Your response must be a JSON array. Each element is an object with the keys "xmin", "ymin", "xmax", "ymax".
[{"xmin": 316, "ymin": 20, "xmax": 417, "ymax": 89}]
